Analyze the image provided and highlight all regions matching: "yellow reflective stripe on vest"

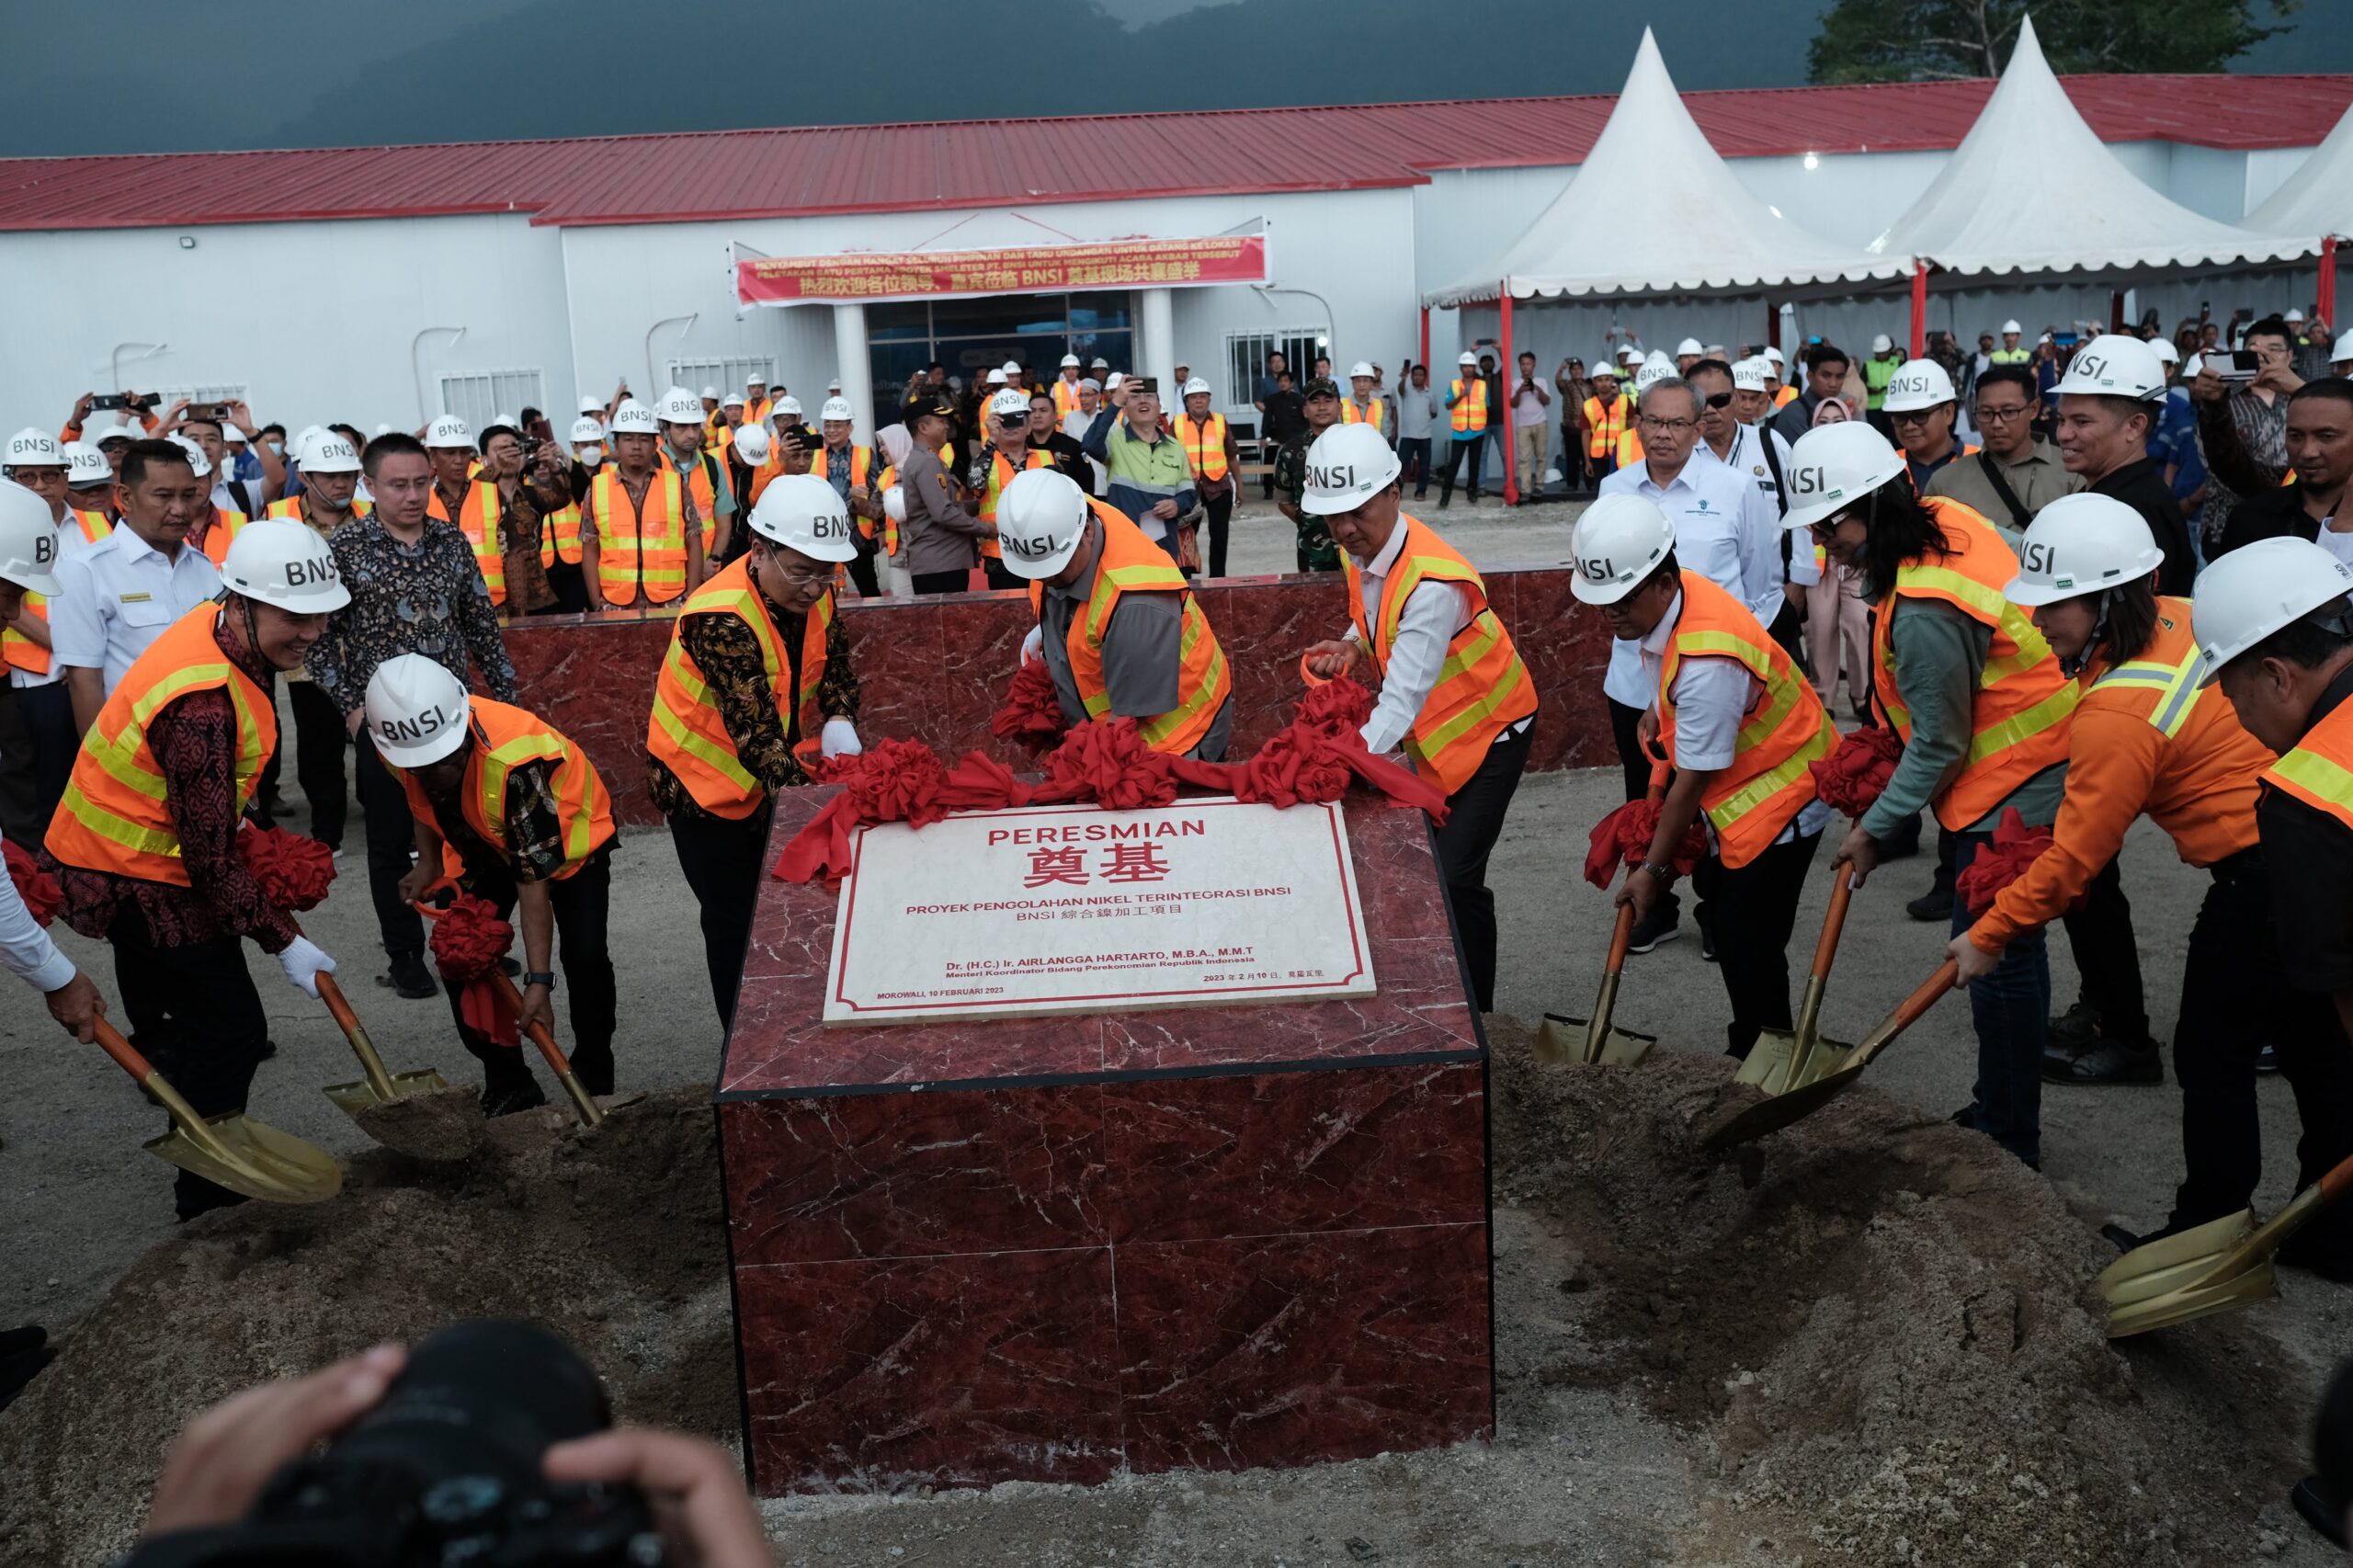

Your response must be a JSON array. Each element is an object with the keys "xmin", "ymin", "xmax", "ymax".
[
  {"xmin": 1134, "ymin": 609, "xmax": 1226, "ymax": 749},
  {"xmin": 1961, "ymin": 679, "xmax": 2080, "ymax": 767},
  {"xmin": 2096, "ymin": 652, "xmax": 2206, "ymax": 739},
  {"xmin": 1707, "ymin": 720, "xmax": 1836, "ymax": 833},
  {"xmin": 1415, "ymin": 627, "xmax": 1527, "ymax": 758},
  {"xmin": 2269, "ymin": 745, "xmax": 2353, "ymax": 815},
  {"xmin": 649, "ymin": 649, "xmax": 764, "ymax": 795}
]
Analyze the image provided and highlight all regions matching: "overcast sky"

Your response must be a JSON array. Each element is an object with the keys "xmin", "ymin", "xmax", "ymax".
[{"xmin": 3, "ymin": 0, "xmax": 2345, "ymax": 158}]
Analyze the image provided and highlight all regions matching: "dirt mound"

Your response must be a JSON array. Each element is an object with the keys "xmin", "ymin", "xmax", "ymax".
[
  {"xmin": 0, "ymin": 1087, "xmax": 735, "ymax": 1568},
  {"xmin": 1487, "ymin": 1020, "xmax": 2308, "ymax": 1566}
]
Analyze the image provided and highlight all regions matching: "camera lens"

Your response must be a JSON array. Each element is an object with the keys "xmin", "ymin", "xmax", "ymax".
[{"xmin": 355, "ymin": 1320, "xmax": 614, "ymax": 1454}]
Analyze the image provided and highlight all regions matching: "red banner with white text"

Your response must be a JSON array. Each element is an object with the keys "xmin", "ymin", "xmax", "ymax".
[{"xmin": 736, "ymin": 232, "xmax": 1269, "ymax": 305}]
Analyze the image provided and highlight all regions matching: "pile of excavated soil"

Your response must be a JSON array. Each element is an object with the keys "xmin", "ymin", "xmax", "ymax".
[
  {"xmin": 0, "ymin": 1088, "xmax": 734, "ymax": 1567},
  {"xmin": 1486, "ymin": 1020, "xmax": 2311, "ymax": 1566}
]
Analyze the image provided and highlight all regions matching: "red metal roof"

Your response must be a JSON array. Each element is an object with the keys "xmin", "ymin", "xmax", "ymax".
[{"xmin": 0, "ymin": 74, "xmax": 2343, "ymax": 234}]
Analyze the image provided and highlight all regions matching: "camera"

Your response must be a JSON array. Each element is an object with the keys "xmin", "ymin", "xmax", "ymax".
[{"xmin": 123, "ymin": 1321, "xmax": 667, "ymax": 1568}]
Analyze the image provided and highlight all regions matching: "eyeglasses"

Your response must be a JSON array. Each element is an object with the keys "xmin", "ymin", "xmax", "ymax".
[
  {"xmin": 996, "ymin": 415, "xmax": 1029, "ymax": 429},
  {"xmin": 1887, "ymin": 409, "xmax": 1938, "ymax": 426},
  {"xmin": 1974, "ymin": 403, "xmax": 2032, "ymax": 423},
  {"xmin": 1700, "ymin": 392, "xmax": 1734, "ymax": 411},
  {"xmin": 1637, "ymin": 414, "xmax": 1697, "ymax": 433},
  {"xmin": 774, "ymin": 565, "xmax": 835, "ymax": 588}
]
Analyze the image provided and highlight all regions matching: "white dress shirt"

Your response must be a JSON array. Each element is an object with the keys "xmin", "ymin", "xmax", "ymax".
[
  {"xmin": 49, "ymin": 523, "xmax": 224, "ymax": 695},
  {"xmin": 9, "ymin": 513, "xmax": 108, "ymax": 690},
  {"xmin": 1343, "ymin": 517, "xmax": 1530, "ymax": 758},
  {"xmin": 1637, "ymin": 592, "xmax": 1831, "ymax": 846},
  {"xmin": 0, "ymin": 826, "xmax": 75, "ymax": 994},
  {"xmin": 1597, "ymin": 444, "xmax": 1785, "ymax": 707}
]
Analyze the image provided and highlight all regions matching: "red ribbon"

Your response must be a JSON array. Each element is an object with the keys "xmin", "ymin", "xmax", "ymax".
[
  {"xmin": 1809, "ymin": 725, "xmax": 1904, "ymax": 816},
  {"xmin": 6, "ymin": 839, "xmax": 60, "ymax": 927},
  {"xmin": 1583, "ymin": 797, "xmax": 1709, "ymax": 891},
  {"xmin": 1955, "ymin": 806, "xmax": 2063, "ymax": 917},
  {"xmin": 423, "ymin": 892, "xmax": 518, "ymax": 1047},
  {"xmin": 989, "ymin": 658, "xmax": 1068, "ymax": 756},
  {"xmin": 773, "ymin": 676, "xmax": 1451, "ymax": 889},
  {"xmin": 237, "ymin": 824, "xmax": 337, "ymax": 911}
]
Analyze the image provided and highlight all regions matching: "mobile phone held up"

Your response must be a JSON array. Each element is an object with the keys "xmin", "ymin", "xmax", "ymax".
[
  {"xmin": 2214, "ymin": 350, "xmax": 2262, "ymax": 381},
  {"xmin": 91, "ymin": 392, "xmax": 157, "ymax": 412}
]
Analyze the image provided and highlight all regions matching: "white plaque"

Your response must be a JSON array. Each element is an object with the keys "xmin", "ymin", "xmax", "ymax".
[{"xmin": 824, "ymin": 796, "xmax": 1376, "ymax": 1025}]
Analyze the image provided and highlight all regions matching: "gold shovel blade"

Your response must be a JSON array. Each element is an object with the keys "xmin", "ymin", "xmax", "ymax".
[
  {"xmin": 1536, "ymin": 1012, "xmax": 1656, "ymax": 1067},
  {"xmin": 142, "ymin": 1112, "xmax": 344, "ymax": 1205},
  {"xmin": 1736, "ymin": 1030, "xmax": 1797, "ymax": 1092},
  {"xmin": 1702, "ymin": 1059, "xmax": 1869, "ymax": 1149},
  {"xmin": 2105, "ymin": 1256, "xmax": 2279, "ymax": 1338},
  {"xmin": 324, "ymin": 1068, "xmax": 451, "ymax": 1119},
  {"xmin": 1786, "ymin": 1036, "xmax": 1858, "ymax": 1091}
]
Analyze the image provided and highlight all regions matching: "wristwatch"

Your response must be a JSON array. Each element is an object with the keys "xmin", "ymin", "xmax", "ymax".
[{"xmin": 522, "ymin": 971, "xmax": 559, "ymax": 992}]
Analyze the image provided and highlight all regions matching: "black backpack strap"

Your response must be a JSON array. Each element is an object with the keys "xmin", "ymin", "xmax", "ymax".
[{"xmin": 1975, "ymin": 450, "xmax": 2034, "ymax": 531}]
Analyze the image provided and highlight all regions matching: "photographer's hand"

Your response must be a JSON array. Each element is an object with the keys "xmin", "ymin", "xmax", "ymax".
[
  {"xmin": 143, "ymin": 1345, "xmax": 406, "ymax": 1537},
  {"xmin": 545, "ymin": 1428, "xmax": 772, "ymax": 1567}
]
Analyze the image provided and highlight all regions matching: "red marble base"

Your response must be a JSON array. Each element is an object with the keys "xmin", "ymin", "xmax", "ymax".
[
  {"xmin": 505, "ymin": 567, "xmax": 1612, "ymax": 825},
  {"xmin": 716, "ymin": 793, "xmax": 1495, "ymax": 1494}
]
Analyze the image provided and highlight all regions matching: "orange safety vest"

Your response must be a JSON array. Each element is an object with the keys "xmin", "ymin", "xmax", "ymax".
[
  {"xmin": 591, "ymin": 466, "xmax": 689, "ymax": 607},
  {"xmin": 264, "ymin": 495, "xmax": 371, "ymax": 526},
  {"xmin": 1173, "ymin": 412, "xmax": 1229, "ymax": 482},
  {"xmin": 427, "ymin": 481, "xmax": 506, "ymax": 606},
  {"xmin": 1025, "ymin": 498, "xmax": 1230, "ymax": 756},
  {"xmin": 192, "ymin": 506, "xmax": 248, "ymax": 567},
  {"xmin": 1583, "ymin": 395, "xmax": 1630, "ymax": 460},
  {"xmin": 2079, "ymin": 598, "xmax": 2268, "ymax": 853},
  {"xmin": 47, "ymin": 603, "xmax": 273, "ymax": 886},
  {"xmin": 1773, "ymin": 385, "xmax": 1799, "ymax": 408},
  {"xmin": 539, "ymin": 500, "xmax": 583, "ymax": 567},
  {"xmin": 646, "ymin": 556, "xmax": 833, "ymax": 816},
  {"xmin": 2260, "ymin": 642, "xmax": 2353, "ymax": 834},
  {"xmin": 874, "ymin": 464, "xmax": 903, "ymax": 558},
  {"xmin": 1344, "ymin": 513, "xmax": 1538, "ymax": 794},
  {"xmin": 1655, "ymin": 572, "xmax": 1838, "ymax": 868},
  {"xmin": 1449, "ymin": 379, "xmax": 1488, "ymax": 435},
  {"xmin": 392, "ymin": 697, "xmax": 614, "ymax": 884},
  {"xmin": 0, "ymin": 510, "xmax": 110, "ymax": 676},
  {"xmin": 662, "ymin": 448, "xmax": 724, "ymax": 554},
  {"xmin": 1897, "ymin": 443, "xmax": 1983, "ymax": 494},
  {"xmin": 1053, "ymin": 379, "xmax": 1082, "ymax": 419},
  {"xmin": 746, "ymin": 396, "xmax": 773, "ymax": 429},
  {"xmin": 977, "ymin": 447, "xmax": 1051, "ymax": 562},
  {"xmin": 1870, "ymin": 498, "xmax": 2078, "ymax": 831},
  {"xmin": 1340, "ymin": 397, "xmax": 1385, "ymax": 433}
]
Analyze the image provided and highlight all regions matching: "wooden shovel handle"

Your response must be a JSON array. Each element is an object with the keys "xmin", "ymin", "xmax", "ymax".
[
  {"xmin": 490, "ymin": 969, "xmax": 572, "ymax": 1077},
  {"xmin": 1809, "ymin": 875, "xmax": 1855, "ymax": 983},
  {"xmin": 315, "ymin": 971, "xmax": 365, "ymax": 1040},
  {"xmin": 1858, "ymin": 959, "xmax": 1961, "ymax": 1063},
  {"xmin": 1602, "ymin": 901, "xmax": 1636, "ymax": 974},
  {"xmin": 93, "ymin": 1015, "xmax": 157, "ymax": 1082},
  {"xmin": 2321, "ymin": 1148, "xmax": 2353, "ymax": 1204}
]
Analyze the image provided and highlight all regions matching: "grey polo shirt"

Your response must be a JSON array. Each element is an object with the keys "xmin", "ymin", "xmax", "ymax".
[{"xmin": 1038, "ymin": 519, "xmax": 1232, "ymax": 761}]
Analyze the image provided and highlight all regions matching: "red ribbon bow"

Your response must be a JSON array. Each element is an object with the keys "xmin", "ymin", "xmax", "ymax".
[
  {"xmin": 1808, "ymin": 725, "xmax": 1904, "ymax": 816},
  {"xmin": 425, "ymin": 892, "xmax": 518, "ymax": 1047},
  {"xmin": 1583, "ymin": 797, "xmax": 1708, "ymax": 890},
  {"xmin": 237, "ymin": 824, "xmax": 337, "ymax": 912},
  {"xmin": 990, "ymin": 658, "xmax": 1068, "ymax": 756},
  {"xmin": 5, "ymin": 839, "xmax": 61, "ymax": 928},
  {"xmin": 1954, "ymin": 807, "xmax": 2061, "ymax": 917}
]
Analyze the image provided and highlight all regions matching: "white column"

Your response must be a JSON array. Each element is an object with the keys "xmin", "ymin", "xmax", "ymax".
[
  {"xmin": 1138, "ymin": 287, "xmax": 1176, "ymax": 392},
  {"xmin": 832, "ymin": 301, "xmax": 874, "ymax": 444}
]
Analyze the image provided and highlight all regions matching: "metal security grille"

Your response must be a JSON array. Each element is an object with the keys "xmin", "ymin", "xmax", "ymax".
[
  {"xmin": 438, "ymin": 370, "xmax": 544, "ymax": 430},
  {"xmin": 669, "ymin": 357, "xmax": 776, "ymax": 402},
  {"xmin": 1223, "ymin": 328, "xmax": 1325, "ymax": 413}
]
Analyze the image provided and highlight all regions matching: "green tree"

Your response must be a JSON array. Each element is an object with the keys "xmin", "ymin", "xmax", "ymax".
[{"xmin": 1808, "ymin": 0, "xmax": 2297, "ymax": 83}]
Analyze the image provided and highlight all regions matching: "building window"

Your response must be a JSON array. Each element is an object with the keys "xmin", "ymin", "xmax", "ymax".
[
  {"xmin": 1223, "ymin": 328, "xmax": 1328, "ymax": 417},
  {"xmin": 670, "ymin": 357, "xmax": 778, "ymax": 402},
  {"xmin": 438, "ymin": 370, "xmax": 544, "ymax": 430}
]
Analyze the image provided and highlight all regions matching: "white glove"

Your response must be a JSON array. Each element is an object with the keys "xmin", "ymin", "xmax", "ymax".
[
  {"xmin": 820, "ymin": 718, "xmax": 863, "ymax": 760},
  {"xmin": 276, "ymin": 936, "xmax": 337, "ymax": 999},
  {"xmin": 1018, "ymin": 624, "xmax": 1043, "ymax": 669}
]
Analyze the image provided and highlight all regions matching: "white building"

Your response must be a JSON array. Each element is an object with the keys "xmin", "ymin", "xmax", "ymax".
[{"xmin": 0, "ymin": 68, "xmax": 2344, "ymax": 442}]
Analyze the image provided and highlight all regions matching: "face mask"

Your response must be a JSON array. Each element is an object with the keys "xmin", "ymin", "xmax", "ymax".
[
  {"xmin": 264, "ymin": 440, "xmax": 283, "ymax": 457},
  {"xmin": 577, "ymin": 446, "xmax": 604, "ymax": 469}
]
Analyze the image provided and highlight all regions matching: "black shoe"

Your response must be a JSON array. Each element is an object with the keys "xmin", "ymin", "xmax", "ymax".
[
  {"xmin": 0, "ymin": 1325, "xmax": 45, "ymax": 1360},
  {"xmin": 1905, "ymin": 883, "xmax": 1954, "ymax": 922},
  {"xmin": 1625, "ymin": 906, "xmax": 1680, "ymax": 954},
  {"xmin": 1698, "ymin": 913, "xmax": 1718, "ymax": 963},
  {"xmin": 2256, "ymin": 1040, "xmax": 2281, "ymax": 1074},
  {"xmin": 0, "ymin": 1345, "xmax": 55, "ymax": 1415},
  {"xmin": 2277, "ymin": 1227, "xmax": 2353, "ymax": 1282},
  {"xmin": 1949, "ymin": 1106, "xmax": 1979, "ymax": 1131},
  {"xmin": 2048, "ymin": 1001, "xmax": 2102, "ymax": 1051},
  {"xmin": 379, "ymin": 949, "xmax": 438, "ymax": 1000},
  {"xmin": 481, "ymin": 1077, "xmax": 549, "ymax": 1119},
  {"xmin": 2293, "ymin": 1476, "xmax": 2348, "ymax": 1549},
  {"xmin": 174, "ymin": 1175, "xmax": 251, "ymax": 1224},
  {"xmin": 2047, "ymin": 1039, "xmax": 2164, "ymax": 1086},
  {"xmin": 1879, "ymin": 816, "xmax": 1922, "ymax": 861},
  {"xmin": 570, "ymin": 1043, "xmax": 615, "ymax": 1098}
]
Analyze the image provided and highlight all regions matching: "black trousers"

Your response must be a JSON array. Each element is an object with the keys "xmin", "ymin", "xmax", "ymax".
[
  {"xmin": 912, "ymin": 569, "xmax": 968, "ymax": 597},
  {"xmin": 670, "ymin": 805, "xmax": 771, "ymax": 1030},
  {"xmin": 442, "ymin": 847, "xmax": 619, "ymax": 1097},
  {"xmin": 1437, "ymin": 438, "xmax": 1484, "ymax": 506},
  {"xmin": 545, "ymin": 562, "xmax": 590, "ymax": 615},
  {"xmin": 847, "ymin": 551, "xmax": 881, "ymax": 598},
  {"xmin": 1200, "ymin": 492, "xmax": 1233, "ymax": 577},
  {"xmin": 353, "ymin": 738, "xmax": 426, "ymax": 959},
  {"xmin": 1711, "ymin": 829, "xmax": 1824, "ymax": 1059},
  {"xmin": 109, "ymin": 916, "xmax": 271, "ymax": 1218},
  {"xmin": 1434, "ymin": 723, "xmax": 1533, "ymax": 1012},
  {"xmin": 284, "ymin": 680, "xmax": 348, "ymax": 850},
  {"xmin": 2172, "ymin": 849, "xmax": 2353, "ymax": 1265},
  {"xmin": 983, "ymin": 559, "xmax": 1020, "ymax": 592},
  {"xmin": 1398, "ymin": 437, "xmax": 1434, "ymax": 498},
  {"xmin": 1766, "ymin": 599, "xmax": 1807, "ymax": 672},
  {"xmin": 0, "ymin": 681, "xmax": 74, "ymax": 846},
  {"xmin": 2061, "ymin": 857, "xmax": 2148, "ymax": 1041}
]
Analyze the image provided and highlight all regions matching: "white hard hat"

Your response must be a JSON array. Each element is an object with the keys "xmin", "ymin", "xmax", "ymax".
[
  {"xmin": 1060, "ymin": 353, "xmax": 1082, "ymax": 369},
  {"xmin": 222, "ymin": 424, "xmax": 248, "ymax": 444},
  {"xmin": 1458, "ymin": 351, "xmax": 1479, "ymax": 368},
  {"xmin": 1675, "ymin": 337, "xmax": 1703, "ymax": 357},
  {"xmin": 882, "ymin": 485, "xmax": 905, "ymax": 526},
  {"xmin": 1091, "ymin": 357, "xmax": 1109, "ymax": 369},
  {"xmin": 2002, "ymin": 319, "xmax": 2023, "ymax": 335},
  {"xmin": 293, "ymin": 423, "xmax": 326, "ymax": 449},
  {"xmin": 167, "ymin": 432, "xmax": 214, "ymax": 479},
  {"xmin": 6, "ymin": 427, "xmax": 63, "ymax": 467},
  {"xmin": 777, "ymin": 395, "xmax": 803, "ymax": 418},
  {"xmin": 2286, "ymin": 308, "xmax": 2306, "ymax": 324},
  {"xmin": 746, "ymin": 371, "xmax": 767, "ymax": 386},
  {"xmin": 63, "ymin": 441, "xmax": 110, "ymax": 487},
  {"xmin": 2183, "ymin": 352, "xmax": 2206, "ymax": 378},
  {"xmin": 2336, "ymin": 338, "xmax": 2353, "ymax": 366},
  {"xmin": 372, "ymin": 423, "xmax": 394, "ymax": 436},
  {"xmin": 1779, "ymin": 421, "xmax": 1905, "ymax": 533},
  {"xmin": 1104, "ymin": 372, "xmax": 1125, "ymax": 392},
  {"xmin": 1870, "ymin": 334, "xmax": 1893, "ymax": 354},
  {"xmin": 748, "ymin": 472, "xmax": 857, "ymax": 562},
  {"xmin": 1299, "ymin": 424, "xmax": 1402, "ymax": 517},
  {"xmin": 1348, "ymin": 360, "xmax": 1375, "ymax": 380},
  {"xmin": 985, "ymin": 369, "xmax": 1007, "ymax": 386},
  {"xmin": 1881, "ymin": 358, "xmax": 1957, "ymax": 413},
  {"xmin": 569, "ymin": 415, "xmax": 605, "ymax": 445},
  {"xmin": 721, "ymin": 393, "xmax": 745, "ymax": 409},
  {"xmin": 0, "ymin": 481, "xmax": 62, "ymax": 595},
  {"xmin": 995, "ymin": 469, "xmax": 1091, "ymax": 580},
  {"xmin": 655, "ymin": 386, "xmax": 704, "ymax": 425},
  {"xmin": 988, "ymin": 388, "xmax": 1031, "ymax": 419},
  {"xmin": 1620, "ymin": 347, "xmax": 1643, "ymax": 364},
  {"xmin": 1764, "ymin": 346, "xmax": 1786, "ymax": 367},
  {"xmin": 1633, "ymin": 356, "xmax": 1675, "ymax": 393},
  {"xmin": 220, "ymin": 516, "xmax": 351, "ymax": 613},
  {"xmin": 2150, "ymin": 337, "xmax": 2181, "ymax": 367},
  {"xmin": 827, "ymin": 379, "xmax": 842, "ymax": 392},
  {"xmin": 93, "ymin": 420, "xmax": 138, "ymax": 446},
  {"xmin": 608, "ymin": 399, "xmax": 660, "ymax": 436},
  {"xmin": 2004, "ymin": 494, "xmax": 2165, "ymax": 608},
  {"xmin": 1588, "ymin": 361, "xmax": 1620, "ymax": 381},
  {"xmin": 700, "ymin": 385, "xmax": 721, "ymax": 400},
  {"xmin": 1000, "ymin": 360, "xmax": 1021, "ymax": 376},
  {"xmin": 578, "ymin": 394, "xmax": 604, "ymax": 415},
  {"xmin": 732, "ymin": 424, "xmax": 770, "ymax": 465},
  {"xmin": 1570, "ymin": 494, "xmax": 1677, "ymax": 606},
  {"xmin": 820, "ymin": 397, "xmax": 854, "ymax": 422},
  {"xmin": 364, "ymin": 653, "xmax": 472, "ymax": 768},
  {"xmin": 1182, "ymin": 377, "xmax": 1211, "ymax": 398},
  {"xmin": 425, "ymin": 414, "xmax": 473, "ymax": 449},
  {"xmin": 2054, "ymin": 334, "xmax": 2166, "ymax": 403},
  {"xmin": 2193, "ymin": 537, "xmax": 2353, "ymax": 680},
  {"xmin": 300, "ymin": 428, "xmax": 362, "ymax": 473},
  {"xmin": 1731, "ymin": 358, "xmax": 1770, "ymax": 392}
]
